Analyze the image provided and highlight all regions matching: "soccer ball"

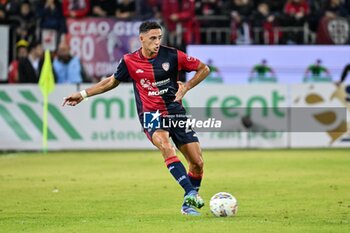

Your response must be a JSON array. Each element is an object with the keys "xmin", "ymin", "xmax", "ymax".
[{"xmin": 209, "ymin": 192, "xmax": 238, "ymax": 217}]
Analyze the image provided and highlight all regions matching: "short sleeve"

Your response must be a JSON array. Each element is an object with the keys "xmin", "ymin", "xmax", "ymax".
[
  {"xmin": 177, "ymin": 50, "xmax": 200, "ymax": 72},
  {"xmin": 114, "ymin": 58, "xmax": 130, "ymax": 82}
]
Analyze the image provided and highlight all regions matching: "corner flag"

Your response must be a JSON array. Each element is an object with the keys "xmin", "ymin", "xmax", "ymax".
[
  {"xmin": 39, "ymin": 50, "xmax": 55, "ymax": 95},
  {"xmin": 38, "ymin": 50, "xmax": 55, "ymax": 153}
]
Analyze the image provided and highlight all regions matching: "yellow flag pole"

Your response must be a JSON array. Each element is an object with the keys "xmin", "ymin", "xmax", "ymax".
[
  {"xmin": 42, "ymin": 94, "xmax": 49, "ymax": 153},
  {"xmin": 38, "ymin": 50, "xmax": 55, "ymax": 153}
]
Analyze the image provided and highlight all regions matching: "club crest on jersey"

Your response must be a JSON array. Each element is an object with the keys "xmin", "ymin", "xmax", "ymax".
[
  {"xmin": 140, "ymin": 78, "xmax": 153, "ymax": 90},
  {"xmin": 162, "ymin": 62, "xmax": 170, "ymax": 71}
]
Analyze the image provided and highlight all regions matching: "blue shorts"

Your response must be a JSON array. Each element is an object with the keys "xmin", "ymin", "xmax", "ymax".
[{"xmin": 143, "ymin": 116, "xmax": 199, "ymax": 148}]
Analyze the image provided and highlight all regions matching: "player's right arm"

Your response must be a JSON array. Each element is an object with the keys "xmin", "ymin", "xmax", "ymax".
[{"xmin": 62, "ymin": 75, "xmax": 120, "ymax": 106}]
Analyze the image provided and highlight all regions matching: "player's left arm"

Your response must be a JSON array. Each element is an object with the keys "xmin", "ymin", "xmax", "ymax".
[{"xmin": 175, "ymin": 61, "xmax": 210, "ymax": 102}]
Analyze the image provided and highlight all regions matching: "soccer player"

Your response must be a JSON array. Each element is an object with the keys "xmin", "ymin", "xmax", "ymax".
[{"xmin": 62, "ymin": 21, "xmax": 210, "ymax": 216}]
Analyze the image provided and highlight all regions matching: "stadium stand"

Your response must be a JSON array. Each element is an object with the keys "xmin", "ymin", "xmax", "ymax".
[{"xmin": 0, "ymin": 0, "xmax": 349, "ymax": 83}]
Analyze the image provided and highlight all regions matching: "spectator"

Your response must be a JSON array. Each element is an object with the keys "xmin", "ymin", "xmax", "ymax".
[
  {"xmin": 14, "ymin": 1, "xmax": 36, "ymax": 42},
  {"xmin": 251, "ymin": 2, "xmax": 281, "ymax": 44},
  {"xmin": 283, "ymin": 0, "xmax": 310, "ymax": 20},
  {"xmin": 53, "ymin": 43, "xmax": 88, "ymax": 83},
  {"xmin": 62, "ymin": 0, "xmax": 90, "ymax": 18},
  {"xmin": 4, "ymin": 0, "xmax": 21, "ymax": 16},
  {"xmin": 283, "ymin": 0, "xmax": 310, "ymax": 43},
  {"xmin": 135, "ymin": 0, "xmax": 161, "ymax": 20},
  {"xmin": 18, "ymin": 41, "xmax": 44, "ymax": 83},
  {"xmin": 224, "ymin": 0, "xmax": 254, "ymax": 44},
  {"xmin": 8, "ymin": 39, "xmax": 29, "ymax": 83},
  {"xmin": 322, "ymin": 0, "xmax": 348, "ymax": 18},
  {"xmin": 90, "ymin": 0, "xmax": 117, "ymax": 17},
  {"xmin": 0, "ymin": 3, "xmax": 8, "ymax": 22},
  {"xmin": 308, "ymin": 0, "xmax": 327, "ymax": 32},
  {"xmin": 162, "ymin": 0, "xmax": 200, "ymax": 46},
  {"xmin": 196, "ymin": 0, "xmax": 227, "ymax": 43},
  {"xmin": 28, "ymin": 0, "xmax": 43, "ymax": 9},
  {"xmin": 196, "ymin": 0, "xmax": 224, "ymax": 20},
  {"xmin": 37, "ymin": 0, "xmax": 67, "ymax": 37},
  {"xmin": 255, "ymin": 0, "xmax": 286, "ymax": 13},
  {"xmin": 116, "ymin": 0, "xmax": 135, "ymax": 19}
]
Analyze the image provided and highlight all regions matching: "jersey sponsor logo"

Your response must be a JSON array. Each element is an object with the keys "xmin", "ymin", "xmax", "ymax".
[
  {"xmin": 148, "ymin": 88, "xmax": 169, "ymax": 96},
  {"xmin": 153, "ymin": 78, "xmax": 170, "ymax": 87},
  {"xmin": 162, "ymin": 62, "xmax": 170, "ymax": 71},
  {"xmin": 140, "ymin": 78, "xmax": 153, "ymax": 90},
  {"xmin": 136, "ymin": 69, "xmax": 144, "ymax": 73},
  {"xmin": 141, "ymin": 78, "xmax": 171, "ymax": 91}
]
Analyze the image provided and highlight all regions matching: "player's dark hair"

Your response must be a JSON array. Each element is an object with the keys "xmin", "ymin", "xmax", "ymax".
[{"xmin": 139, "ymin": 21, "xmax": 162, "ymax": 34}]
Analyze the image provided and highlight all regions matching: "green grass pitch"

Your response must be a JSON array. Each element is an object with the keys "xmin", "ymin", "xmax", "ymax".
[{"xmin": 0, "ymin": 149, "xmax": 349, "ymax": 233}]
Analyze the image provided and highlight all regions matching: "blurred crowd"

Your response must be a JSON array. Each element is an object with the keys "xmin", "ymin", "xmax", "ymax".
[
  {"xmin": 0, "ymin": 0, "xmax": 349, "ymax": 84},
  {"xmin": 0, "ymin": 0, "xmax": 349, "ymax": 45}
]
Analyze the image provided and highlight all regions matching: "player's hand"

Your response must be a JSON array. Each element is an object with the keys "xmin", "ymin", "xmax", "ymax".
[
  {"xmin": 174, "ymin": 81, "xmax": 188, "ymax": 102},
  {"xmin": 62, "ymin": 92, "xmax": 84, "ymax": 107}
]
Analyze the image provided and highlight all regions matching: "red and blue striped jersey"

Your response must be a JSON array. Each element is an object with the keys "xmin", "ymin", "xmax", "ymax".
[{"xmin": 114, "ymin": 45, "xmax": 200, "ymax": 120}]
